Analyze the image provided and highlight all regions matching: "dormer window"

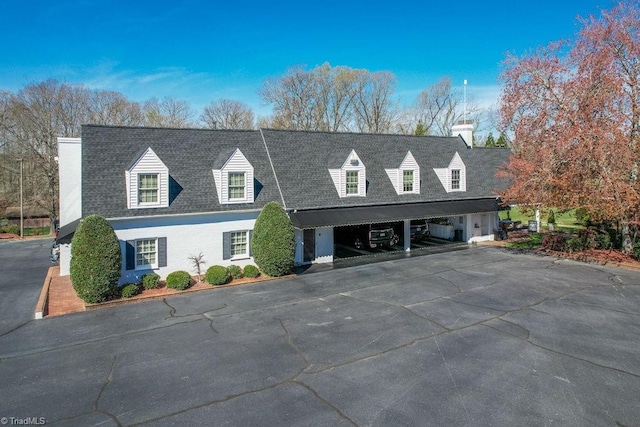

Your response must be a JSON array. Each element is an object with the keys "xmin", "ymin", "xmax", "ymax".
[
  {"xmin": 228, "ymin": 172, "xmax": 246, "ymax": 200},
  {"xmin": 138, "ymin": 174, "xmax": 159, "ymax": 204},
  {"xmin": 451, "ymin": 169, "xmax": 461, "ymax": 190},
  {"xmin": 125, "ymin": 147, "xmax": 169, "ymax": 209},
  {"xmin": 212, "ymin": 148, "xmax": 255, "ymax": 204},
  {"xmin": 385, "ymin": 151, "xmax": 420, "ymax": 195},
  {"xmin": 434, "ymin": 152, "xmax": 466, "ymax": 192},
  {"xmin": 346, "ymin": 171, "xmax": 359, "ymax": 195},
  {"xmin": 403, "ymin": 170, "xmax": 414, "ymax": 192},
  {"xmin": 328, "ymin": 149, "xmax": 366, "ymax": 198}
]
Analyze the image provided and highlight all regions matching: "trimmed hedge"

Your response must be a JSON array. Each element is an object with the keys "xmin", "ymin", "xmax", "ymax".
[
  {"xmin": 206, "ymin": 265, "xmax": 229, "ymax": 286},
  {"xmin": 252, "ymin": 202, "xmax": 295, "ymax": 277},
  {"xmin": 166, "ymin": 271, "xmax": 193, "ymax": 290},
  {"xmin": 121, "ymin": 283, "xmax": 140, "ymax": 298},
  {"xmin": 1, "ymin": 225, "xmax": 20, "ymax": 235},
  {"xmin": 142, "ymin": 273, "xmax": 160, "ymax": 290},
  {"xmin": 70, "ymin": 215, "xmax": 122, "ymax": 303},
  {"xmin": 243, "ymin": 264, "xmax": 260, "ymax": 278},
  {"xmin": 228, "ymin": 265, "xmax": 243, "ymax": 279}
]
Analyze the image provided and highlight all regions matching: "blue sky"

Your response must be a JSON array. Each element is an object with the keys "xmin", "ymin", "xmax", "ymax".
[{"xmin": 1, "ymin": 0, "xmax": 613, "ymax": 120}]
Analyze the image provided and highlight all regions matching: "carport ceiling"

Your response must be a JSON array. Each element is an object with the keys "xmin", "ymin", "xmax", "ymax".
[{"xmin": 290, "ymin": 198, "xmax": 499, "ymax": 229}]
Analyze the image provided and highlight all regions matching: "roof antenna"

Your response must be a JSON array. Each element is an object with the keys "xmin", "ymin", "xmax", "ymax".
[{"xmin": 463, "ymin": 79, "xmax": 467, "ymax": 124}]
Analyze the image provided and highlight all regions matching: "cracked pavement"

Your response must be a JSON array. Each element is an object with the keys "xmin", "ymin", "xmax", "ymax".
[{"xmin": 1, "ymin": 241, "xmax": 639, "ymax": 426}]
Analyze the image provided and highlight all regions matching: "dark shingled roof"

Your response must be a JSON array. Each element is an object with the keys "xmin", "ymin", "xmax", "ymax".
[
  {"xmin": 79, "ymin": 125, "xmax": 510, "ymax": 219},
  {"xmin": 81, "ymin": 125, "xmax": 282, "ymax": 218},
  {"xmin": 260, "ymin": 129, "xmax": 509, "ymax": 210}
]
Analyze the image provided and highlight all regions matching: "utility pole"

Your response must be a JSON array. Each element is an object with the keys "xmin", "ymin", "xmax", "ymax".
[{"xmin": 19, "ymin": 158, "xmax": 23, "ymax": 239}]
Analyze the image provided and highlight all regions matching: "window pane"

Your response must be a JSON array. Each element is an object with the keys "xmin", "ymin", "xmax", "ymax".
[
  {"xmin": 403, "ymin": 170, "xmax": 413, "ymax": 192},
  {"xmin": 451, "ymin": 169, "xmax": 460, "ymax": 190},
  {"xmin": 136, "ymin": 239, "xmax": 156, "ymax": 266},
  {"xmin": 139, "ymin": 174, "xmax": 158, "ymax": 203},
  {"xmin": 230, "ymin": 231, "xmax": 247, "ymax": 256},
  {"xmin": 228, "ymin": 172, "xmax": 245, "ymax": 199},
  {"xmin": 346, "ymin": 171, "xmax": 358, "ymax": 194}
]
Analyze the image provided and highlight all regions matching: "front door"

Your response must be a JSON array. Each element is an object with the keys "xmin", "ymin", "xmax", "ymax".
[{"xmin": 303, "ymin": 228, "xmax": 315, "ymax": 263}]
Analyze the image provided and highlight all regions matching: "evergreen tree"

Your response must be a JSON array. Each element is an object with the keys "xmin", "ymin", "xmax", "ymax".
[
  {"xmin": 252, "ymin": 202, "xmax": 295, "ymax": 277},
  {"xmin": 70, "ymin": 215, "xmax": 122, "ymax": 303},
  {"xmin": 496, "ymin": 132, "xmax": 509, "ymax": 148},
  {"xmin": 484, "ymin": 132, "xmax": 496, "ymax": 147}
]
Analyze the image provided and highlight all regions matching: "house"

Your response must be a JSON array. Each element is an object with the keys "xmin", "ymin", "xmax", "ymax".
[{"xmin": 57, "ymin": 124, "xmax": 509, "ymax": 284}]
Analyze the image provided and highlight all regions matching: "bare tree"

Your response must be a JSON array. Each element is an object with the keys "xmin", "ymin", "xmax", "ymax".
[
  {"xmin": 88, "ymin": 90, "xmax": 143, "ymax": 126},
  {"xmin": 260, "ymin": 66, "xmax": 320, "ymax": 131},
  {"xmin": 261, "ymin": 64, "xmax": 398, "ymax": 133},
  {"xmin": 188, "ymin": 252, "xmax": 206, "ymax": 282},
  {"xmin": 0, "ymin": 80, "xmax": 87, "ymax": 231},
  {"xmin": 314, "ymin": 63, "xmax": 360, "ymax": 132},
  {"xmin": 143, "ymin": 97, "xmax": 194, "ymax": 128},
  {"xmin": 352, "ymin": 71, "xmax": 398, "ymax": 134},
  {"xmin": 0, "ymin": 80, "xmax": 164, "ymax": 231},
  {"xmin": 200, "ymin": 99, "xmax": 254, "ymax": 129},
  {"xmin": 405, "ymin": 77, "xmax": 486, "ymax": 138}
]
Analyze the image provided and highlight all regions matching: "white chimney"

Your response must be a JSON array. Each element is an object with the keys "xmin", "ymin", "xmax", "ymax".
[{"xmin": 451, "ymin": 121, "xmax": 473, "ymax": 148}]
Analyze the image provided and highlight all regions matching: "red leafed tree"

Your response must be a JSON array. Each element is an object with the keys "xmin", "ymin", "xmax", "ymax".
[{"xmin": 498, "ymin": 2, "xmax": 640, "ymax": 253}]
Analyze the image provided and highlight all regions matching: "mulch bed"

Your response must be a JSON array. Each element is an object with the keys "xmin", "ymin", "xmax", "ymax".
[
  {"xmin": 86, "ymin": 273, "xmax": 281, "ymax": 309},
  {"xmin": 497, "ymin": 229, "xmax": 640, "ymax": 270}
]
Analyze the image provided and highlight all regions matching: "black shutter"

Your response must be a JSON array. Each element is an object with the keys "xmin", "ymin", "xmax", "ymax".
[
  {"xmin": 125, "ymin": 240, "xmax": 135, "ymax": 270},
  {"xmin": 158, "ymin": 237, "xmax": 167, "ymax": 267},
  {"xmin": 248, "ymin": 230, "xmax": 253, "ymax": 257},
  {"xmin": 223, "ymin": 232, "xmax": 231, "ymax": 260}
]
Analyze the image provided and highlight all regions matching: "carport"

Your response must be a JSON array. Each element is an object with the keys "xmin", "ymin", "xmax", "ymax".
[{"xmin": 290, "ymin": 197, "xmax": 501, "ymax": 262}]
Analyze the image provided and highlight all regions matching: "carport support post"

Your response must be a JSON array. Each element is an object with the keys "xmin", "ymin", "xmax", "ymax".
[{"xmin": 403, "ymin": 219, "xmax": 410, "ymax": 252}]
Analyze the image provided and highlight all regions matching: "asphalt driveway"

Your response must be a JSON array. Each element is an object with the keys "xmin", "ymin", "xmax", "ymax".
[
  {"xmin": 0, "ymin": 238, "xmax": 53, "ymax": 335},
  {"xmin": 0, "ymin": 244, "xmax": 639, "ymax": 426}
]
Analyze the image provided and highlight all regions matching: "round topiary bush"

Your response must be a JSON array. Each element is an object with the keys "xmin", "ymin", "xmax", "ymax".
[
  {"xmin": 206, "ymin": 265, "xmax": 229, "ymax": 285},
  {"xmin": 121, "ymin": 283, "xmax": 140, "ymax": 298},
  {"xmin": 252, "ymin": 202, "xmax": 295, "ymax": 277},
  {"xmin": 70, "ymin": 215, "xmax": 122, "ymax": 303},
  {"xmin": 228, "ymin": 265, "xmax": 243, "ymax": 279},
  {"xmin": 166, "ymin": 271, "xmax": 193, "ymax": 290},
  {"xmin": 243, "ymin": 264, "xmax": 260, "ymax": 278},
  {"xmin": 142, "ymin": 273, "xmax": 161, "ymax": 290}
]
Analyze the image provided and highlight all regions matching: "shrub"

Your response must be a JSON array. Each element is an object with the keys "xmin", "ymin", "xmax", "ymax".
[
  {"xmin": 70, "ymin": 215, "xmax": 122, "ymax": 303},
  {"xmin": 634, "ymin": 241, "xmax": 640, "ymax": 261},
  {"xmin": 142, "ymin": 273, "xmax": 160, "ymax": 290},
  {"xmin": 121, "ymin": 283, "xmax": 140, "ymax": 298},
  {"xmin": 577, "ymin": 228, "xmax": 598, "ymax": 250},
  {"xmin": 166, "ymin": 271, "xmax": 193, "ymax": 290},
  {"xmin": 206, "ymin": 265, "xmax": 229, "ymax": 286},
  {"xmin": 1, "ymin": 225, "xmax": 20, "ymax": 235},
  {"xmin": 547, "ymin": 210, "xmax": 556, "ymax": 224},
  {"xmin": 243, "ymin": 264, "xmax": 260, "ymax": 278},
  {"xmin": 252, "ymin": 202, "xmax": 295, "ymax": 277},
  {"xmin": 541, "ymin": 233, "xmax": 568, "ymax": 252},
  {"xmin": 596, "ymin": 232, "xmax": 612, "ymax": 250},
  {"xmin": 567, "ymin": 237, "xmax": 584, "ymax": 253},
  {"xmin": 228, "ymin": 265, "xmax": 243, "ymax": 279}
]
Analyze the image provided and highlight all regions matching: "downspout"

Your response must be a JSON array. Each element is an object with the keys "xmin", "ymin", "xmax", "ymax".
[{"xmin": 259, "ymin": 128, "xmax": 287, "ymax": 210}]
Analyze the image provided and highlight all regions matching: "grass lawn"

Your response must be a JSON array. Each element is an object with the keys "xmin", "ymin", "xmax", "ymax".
[{"xmin": 500, "ymin": 206, "xmax": 582, "ymax": 232}]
